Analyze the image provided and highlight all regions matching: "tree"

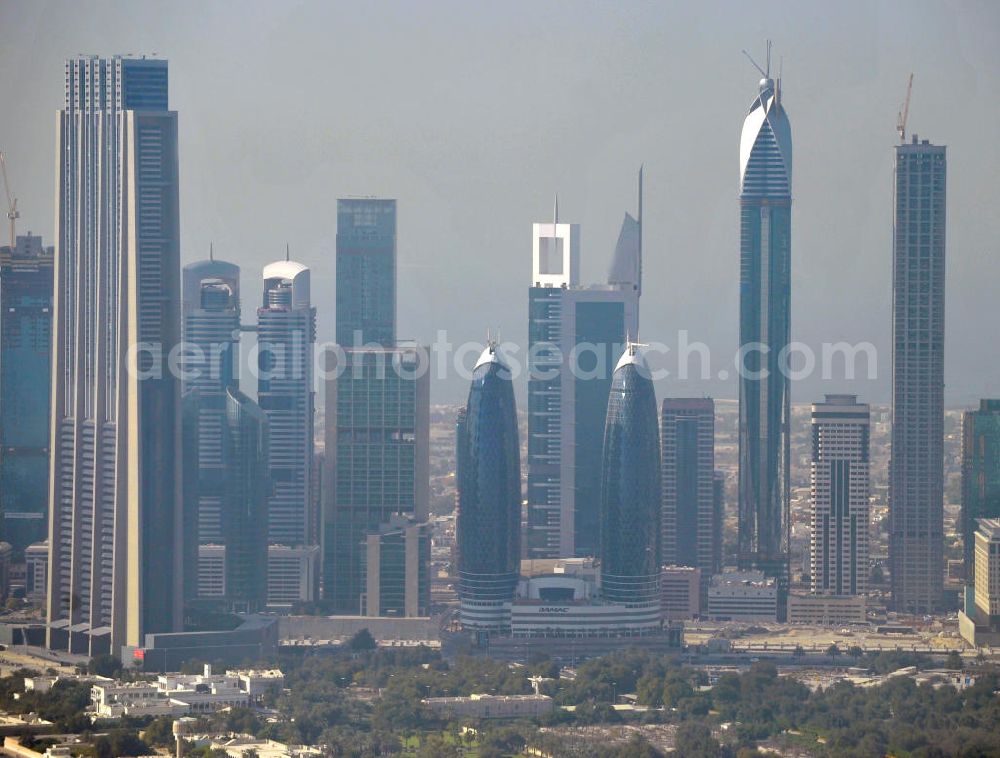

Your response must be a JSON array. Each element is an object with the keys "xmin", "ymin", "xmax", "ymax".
[
  {"xmin": 945, "ymin": 651, "xmax": 963, "ymax": 670},
  {"xmin": 349, "ymin": 628, "xmax": 377, "ymax": 651},
  {"xmin": 847, "ymin": 646, "xmax": 864, "ymax": 660},
  {"xmin": 826, "ymin": 644, "xmax": 841, "ymax": 660},
  {"xmin": 87, "ymin": 654, "xmax": 123, "ymax": 678},
  {"xmin": 674, "ymin": 722, "xmax": 723, "ymax": 758}
]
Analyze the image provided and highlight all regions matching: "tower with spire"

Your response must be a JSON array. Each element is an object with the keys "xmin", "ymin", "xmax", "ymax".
[{"xmin": 736, "ymin": 42, "xmax": 793, "ymax": 616}]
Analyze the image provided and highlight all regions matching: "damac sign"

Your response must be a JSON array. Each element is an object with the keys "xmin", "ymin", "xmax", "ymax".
[{"xmin": 538, "ymin": 607, "xmax": 569, "ymax": 613}]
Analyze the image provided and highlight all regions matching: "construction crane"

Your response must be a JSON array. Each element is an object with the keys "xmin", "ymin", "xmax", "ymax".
[
  {"xmin": 897, "ymin": 73, "xmax": 914, "ymax": 144},
  {"xmin": 0, "ymin": 151, "xmax": 18, "ymax": 248}
]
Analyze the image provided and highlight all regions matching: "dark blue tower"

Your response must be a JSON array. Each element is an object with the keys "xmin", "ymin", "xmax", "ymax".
[
  {"xmin": 457, "ymin": 341, "xmax": 521, "ymax": 633},
  {"xmin": 600, "ymin": 345, "xmax": 661, "ymax": 607}
]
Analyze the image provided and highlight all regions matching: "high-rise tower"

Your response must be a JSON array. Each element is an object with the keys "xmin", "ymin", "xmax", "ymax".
[
  {"xmin": 1, "ymin": 234, "xmax": 54, "ymax": 555},
  {"xmin": 457, "ymin": 342, "xmax": 521, "ymax": 634},
  {"xmin": 809, "ymin": 394, "xmax": 870, "ymax": 597},
  {"xmin": 889, "ymin": 134, "xmax": 946, "ymax": 614},
  {"xmin": 737, "ymin": 51, "xmax": 792, "ymax": 611},
  {"xmin": 600, "ymin": 345, "xmax": 661, "ymax": 610},
  {"xmin": 48, "ymin": 56, "xmax": 181, "ymax": 653},
  {"xmin": 181, "ymin": 259, "xmax": 241, "ymax": 544},
  {"xmin": 257, "ymin": 261, "xmax": 316, "ymax": 552},
  {"xmin": 336, "ymin": 198, "xmax": 396, "ymax": 347},
  {"xmin": 661, "ymin": 397, "xmax": 716, "ymax": 602},
  {"xmin": 526, "ymin": 182, "xmax": 641, "ymax": 559}
]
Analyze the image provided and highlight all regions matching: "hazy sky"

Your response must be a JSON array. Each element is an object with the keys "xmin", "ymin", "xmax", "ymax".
[{"xmin": 2, "ymin": 0, "xmax": 997, "ymax": 405}]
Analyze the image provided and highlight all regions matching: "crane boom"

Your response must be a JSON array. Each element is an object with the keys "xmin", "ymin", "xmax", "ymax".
[
  {"xmin": 897, "ymin": 73, "xmax": 914, "ymax": 143},
  {"xmin": 0, "ymin": 151, "xmax": 18, "ymax": 248}
]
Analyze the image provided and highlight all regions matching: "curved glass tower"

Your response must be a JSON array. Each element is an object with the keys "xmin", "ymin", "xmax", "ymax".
[
  {"xmin": 457, "ymin": 342, "xmax": 521, "ymax": 633},
  {"xmin": 600, "ymin": 345, "xmax": 661, "ymax": 608},
  {"xmin": 737, "ymin": 66, "xmax": 792, "ymax": 606}
]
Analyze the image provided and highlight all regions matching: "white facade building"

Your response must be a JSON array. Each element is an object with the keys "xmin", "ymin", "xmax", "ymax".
[
  {"xmin": 810, "ymin": 395, "xmax": 870, "ymax": 596},
  {"xmin": 707, "ymin": 571, "xmax": 778, "ymax": 622}
]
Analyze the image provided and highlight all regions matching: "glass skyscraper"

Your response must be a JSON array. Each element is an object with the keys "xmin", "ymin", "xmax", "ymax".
[
  {"xmin": 889, "ymin": 135, "xmax": 946, "ymax": 614},
  {"xmin": 962, "ymin": 399, "xmax": 1000, "ymax": 583},
  {"xmin": 661, "ymin": 397, "xmax": 716, "ymax": 602},
  {"xmin": 181, "ymin": 259, "xmax": 241, "ymax": 544},
  {"xmin": 257, "ymin": 261, "xmax": 316, "ymax": 556},
  {"xmin": 737, "ymin": 67, "xmax": 792, "ymax": 609},
  {"xmin": 223, "ymin": 387, "xmax": 270, "ymax": 612},
  {"xmin": 336, "ymin": 198, "xmax": 396, "ymax": 347},
  {"xmin": 457, "ymin": 342, "xmax": 521, "ymax": 633},
  {"xmin": 48, "ymin": 56, "xmax": 182, "ymax": 653},
  {"xmin": 0, "ymin": 234, "xmax": 53, "ymax": 556},
  {"xmin": 322, "ymin": 345, "xmax": 429, "ymax": 613},
  {"xmin": 600, "ymin": 345, "xmax": 661, "ymax": 609},
  {"xmin": 526, "ymin": 195, "xmax": 640, "ymax": 560}
]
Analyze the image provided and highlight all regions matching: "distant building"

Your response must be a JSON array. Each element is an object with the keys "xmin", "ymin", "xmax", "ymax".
[
  {"xmin": 181, "ymin": 259, "xmax": 241, "ymax": 546},
  {"xmin": 362, "ymin": 515, "xmax": 431, "ymax": 618},
  {"xmin": 267, "ymin": 545, "xmax": 320, "ymax": 606},
  {"xmin": 0, "ymin": 542, "xmax": 11, "ymax": 602},
  {"xmin": 335, "ymin": 198, "xmax": 396, "ymax": 347},
  {"xmin": 422, "ymin": 693, "xmax": 553, "ymax": 720},
  {"xmin": 661, "ymin": 566, "xmax": 701, "ymax": 620},
  {"xmin": 810, "ymin": 395, "xmax": 870, "ymax": 596},
  {"xmin": 713, "ymin": 471, "xmax": 725, "ymax": 575},
  {"xmin": 737, "ymin": 61, "xmax": 793, "ymax": 610},
  {"xmin": 661, "ymin": 398, "xmax": 716, "ymax": 602},
  {"xmin": 787, "ymin": 593, "xmax": 866, "ymax": 625},
  {"xmin": 48, "ymin": 55, "xmax": 182, "ymax": 654},
  {"xmin": 0, "ymin": 235, "xmax": 53, "ymax": 556},
  {"xmin": 526, "ymin": 186, "xmax": 641, "ymax": 560},
  {"xmin": 707, "ymin": 571, "xmax": 777, "ymax": 622},
  {"xmin": 25, "ymin": 541, "xmax": 47, "ymax": 605},
  {"xmin": 223, "ymin": 388, "xmax": 270, "ymax": 611},
  {"xmin": 258, "ymin": 261, "xmax": 316, "ymax": 554},
  {"xmin": 322, "ymin": 345, "xmax": 429, "ymax": 613},
  {"xmin": 600, "ymin": 345, "xmax": 660, "ymax": 616},
  {"xmin": 962, "ymin": 400, "xmax": 1000, "ymax": 582},
  {"xmin": 890, "ymin": 135, "xmax": 947, "ymax": 615},
  {"xmin": 972, "ymin": 519, "xmax": 1000, "ymax": 621},
  {"xmin": 457, "ymin": 343, "xmax": 521, "ymax": 634}
]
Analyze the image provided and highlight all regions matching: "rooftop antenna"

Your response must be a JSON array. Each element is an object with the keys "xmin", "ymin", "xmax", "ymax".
[
  {"xmin": 285, "ymin": 242, "xmax": 290, "ymax": 262},
  {"xmin": 209, "ymin": 242, "xmax": 214, "ymax": 261},
  {"xmin": 897, "ymin": 73, "xmax": 914, "ymax": 143},
  {"xmin": 553, "ymin": 193, "xmax": 559, "ymax": 225},
  {"xmin": 742, "ymin": 48, "xmax": 767, "ymax": 79}
]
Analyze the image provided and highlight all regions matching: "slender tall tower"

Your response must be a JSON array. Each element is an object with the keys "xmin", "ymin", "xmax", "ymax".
[
  {"xmin": 181, "ymin": 259, "xmax": 241, "ymax": 544},
  {"xmin": 257, "ymin": 261, "xmax": 315, "ymax": 552},
  {"xmin": 48, "ymin": 56, "xmax": 182, "ymax": 653},
  {"xmin": 0, "ymin": 234, "xmax": 54, "ymax": 556},
  {"xmin": 456, "ymin": 341, "xmax": 521, "ymax": 635},
  {"xmin": 737, "ymin": 48, "xmax": 792, "ymax": 612},
  {"xmin": 600, "ymin": 344, "xmax": 661, "ymax": 611},
  {"xmin": 890, "ymin": 134, "xmax": 946, "ymax": 614},
  {"xmin": 662, "ymin": 397, "xmax": 716, "ymax": 602},
  {"xmin": 810, "ymin": 394, "xmax": 870, "ymax": 597},
  {"xmin": 336, "ymin": 198, "xmax": 396, "ymax": 347}
]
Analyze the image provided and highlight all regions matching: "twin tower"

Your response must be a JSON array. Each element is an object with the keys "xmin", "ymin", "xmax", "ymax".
[{"xmin": 455, "ymin": 339, "xmax": 661, "ymax": 634}]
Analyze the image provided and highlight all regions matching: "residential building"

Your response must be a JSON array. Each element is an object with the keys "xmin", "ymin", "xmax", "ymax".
[
  {"xmin": 48, "ymin": 55, "xmax": 182, "ymax": 654},
  {"xmin": 661, "ymin": 565, "xmax": 701, "ymax": 620},
  {"xmin": 810, "ymin": 394, "xmax": 870, "ymax": 596},
  {"xmin": 25, "ymin": 541, "xmax": 47, "ymax": 605},
  {"xmin": 890, "ymin": 135, "xmax": 947, "ymax": 614}
]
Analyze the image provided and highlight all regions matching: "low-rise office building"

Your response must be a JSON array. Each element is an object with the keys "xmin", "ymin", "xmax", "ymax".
[
  {"xmin": 422, "ymin": 693, "xmax": 553, "ymax": 720},
  {"xmin": 661, "ymin": 566, "xmax": 701, "ymax": 620},
  {"xmin": 787, "ymin": 593, "xmax": 866, "ymax": 625},
  {"xmin": 706, "ymin": 571, "xmax": 778, "ymax": 622}
]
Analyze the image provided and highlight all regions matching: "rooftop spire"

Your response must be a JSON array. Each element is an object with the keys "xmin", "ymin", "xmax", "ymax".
[{"xmin": 553, "ymin": 193, "xmax": 559, "ymax": 225}]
